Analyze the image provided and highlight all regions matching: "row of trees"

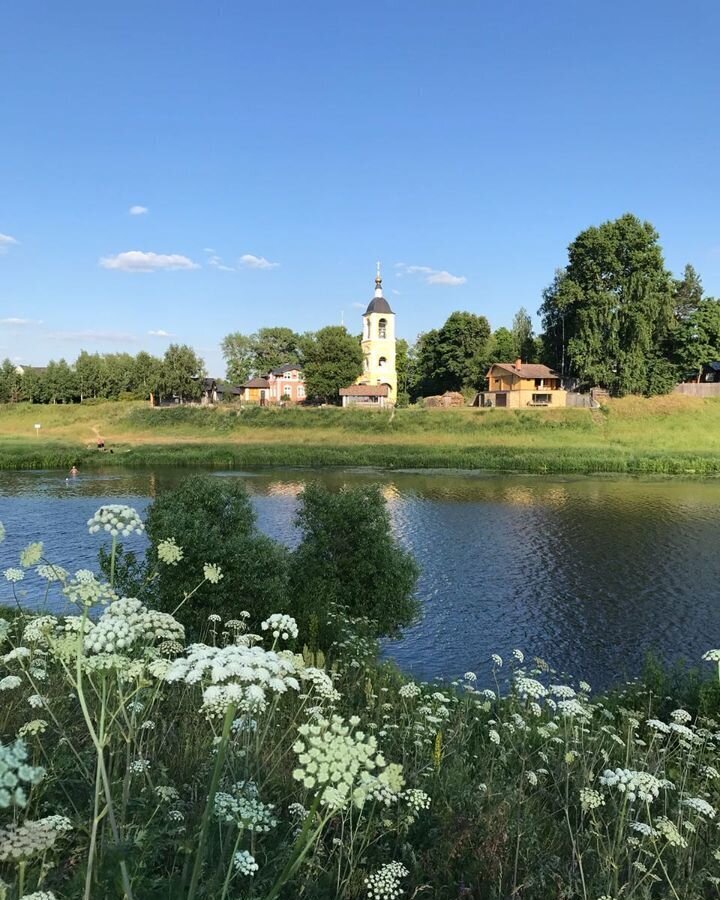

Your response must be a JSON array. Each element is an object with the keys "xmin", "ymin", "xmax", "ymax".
[
  {"xmin": 5, "ymin": 215, "xmax": 719, "ymax": 405},
  {"xmin": 0, "ymin": 345, "xmax": 205, "ymax": 405}
]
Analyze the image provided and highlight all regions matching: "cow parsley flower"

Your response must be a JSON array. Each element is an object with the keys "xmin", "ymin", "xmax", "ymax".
[
  {"xmin": 655, "ymin": 816, "xmax": 687, "ymax": 847},
  {"xmin": 463, "ymin": 671, "xmax": 477, "ymax": 682},
  {"xmin": 18, "ymin": 720, "xmax": 48, "ymax": 738},
  {"xmin": 0, "ymin": 815, "xmax": 72, "ymax": 861},
  {"xmin": 671, "ymin": 709, "xmax": 692, "ymax": 724},
  {"xmin": 402, "ymin": 788, "xmax": 431, "ymax": 813},
  {"xmin": 646, "ymin": 718, "xmax": 670, "ymax": 734},
  {"xmin": 157, "ymin": 538, "xmax": 183, "ymax": 565},
  {"xmin": 491, "ymin": 654, "xmax": 502, "ymax": 667},
  {"xmin": 515, "ymin": 677, "xmax": 547, "ymax": 699},
  {"xmin": 365, "ymin": 861, "xmax": 409, "ymax": 899},
  {"xmin": 489, "ymin": 729, "xmax": 500, "ymax": 745},
  {"xmin": 261, "ymin": 613, "xmax": 299, "ymax": 641},
  {"xmin": 232, "ymin": 849, "xmax": 259, "ymax": 876},
  {"xmin": 683, "ymin": 796, "xmax": 716, "ymax": 818},
  {"xmin": 512, "ymin": 649, "xmax": 524, "ymax": 663},
  {"xmin": 19, "ymin": 542, "xmax": 43, "ymax": 568},
  {"xmin": 599, "ymin": 769, "xmax": 669, "ymax": 803},
  {"xmin": 399, "ymin": 682, "xmax": 421, "ymax": 699},
  {"xmin": 580, "ymin": 788, "xmax": 604, "ymax": 810},
  {"xmin": 0, "ymin": 675, "xmax": 22, "ymax": 691},
  {"xmin": 4, "ymin": 568, "xmax": 25, "ymax": 583},
  {"xmin": 63, "ymin": 570, "xmax": 116, "ymax": 607},
  {"xmin": 87, "ymin": 505, "xmax": 145, "ymax": 538},
  {"xmin": 703, "ymin": 649, "xmax": 720, "ymax": 663},
  {"xmin": 214, "ymin": 786, "xmax": 277, "ymax": 832},
  {"xmin": 35, "ymin": 564, "xmax": 68, "ymax": 583},
  {"xmin": 22, "ymin": 616, "xmax": 58, "ymax": 647},
  {"xmin": 18, "ymin": 892, "xmax": 58, "ymax": 900},
  {"xmin": 301, "ymin": 667, "xmax": 340, "ymax": 703},
  {"xmin": 292, "ymin": 713, "xmax": 399, "ymax": 811},
  {"xmin": 203, "ymin": 563, "xmax": 223, "ymax": 584}
]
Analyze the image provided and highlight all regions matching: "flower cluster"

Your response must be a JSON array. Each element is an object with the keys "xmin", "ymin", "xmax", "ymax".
[
  {"xmin": 165, "ymin": 641, "xmax": 300, "ymax": 715},
  {"xmin": 261, "ymin": 613, "xmax": 299, "ymax": 641},
  {"xmin": 87, "ymin": 504, "xmax": 145, "ymax": 537},
  {"xmin": 19, "ymin": 542, "xmax": 44, "ymax": 568},
  {"xmin": 0, "ymin": 815, "xmax": 72, "ymax": 861},
  {"xmin": 301, "ymin": 666, "xmax": 340, "ymax": 703},
  {"xmin": 292, "ymin": 714, "xmax": 401, "ymax": 811},
  {"xmin": 580, "ymin": 788, "xmax": 605, "ymax": 810},
  {"xmin": 399, "ymin": 682, "xmax": 421, "ymax": 700},
  {"xmin": 0, "ymin": 738, "xmax": 45, "ymax": 808},
  {"xmin": 599, "ymin": 768, "xmax": 671, "ymax": 803},
  {"xmin": 365, "ymin": 861, "xmax": 409, "ymax": 899},
  {"xmin": 203, "ymin": 563, "xmax": 223, "ymax": 584},
  {"xmin": 36, "ymin": 564, "xmax": 68, "ymax": 583},
  {"xmin": 4, "ymin": 567, "xmax": 25, "ymax": 583},
  {"xmin": 683, "ymin": 796, "xmax": 716, "ymax": 818},
  {"xmin": 62, "ymin": 570, "xmax": 117, "ymax": 607},
  {"xmin": 214, "ymin": 785, "xmax": 277, "ymax": 832},
  {"xmin": 157, "ymin": 537, "xmax": 184, "ymax": 565},
  {"xmin": 233, "ymin": 849, "xmax": 259, "ymax": 876},
  {"xmin": 84, "ymin": 598, "xmax": 185, "ymax": 655}
]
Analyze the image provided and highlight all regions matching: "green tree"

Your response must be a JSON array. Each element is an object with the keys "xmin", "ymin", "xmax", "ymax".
[
  {"xmin": 252, "ymin": 326, "xmax": 301, "ymax": 374},
  {"xmin": 221, "ymin": 332, "xmax": 255, "ymax": 383},
  {"xmin": 133, "ymin": 351, "xmax": 163, "ymax": 403},
  {"xmin": 160, "ymin": 344, "xmax": 204, "ymax": 402},
  {"xmin": 413, "ymin": 312, "xmax": 491, "ymax": 396},
  {"xmin": 74, "ymin": 351, "xmax": 104, "ymax": 401},
  {"xmin": 143, "ymin": 476, "xmax": 290, "ymax": 636},
  {"xmin": 302, "ymin": 326, "xmax": 362, "ymax": 404},
  {"xmin": 0, "ymin": 359, "xmax": 22, "ymax": 403},
  {"xmin": 487, "ymin": 327, "xmax": 516, "ymax": 363},
  {"xmin": 673, "ymin": 263, "xmax": 704, "ymax": 323},
  {"xmin": 511, "ymin": 307, "xmax": 536, "ymax": 361},
  {"xmin": 395, "ymin": 337, "xmax": 410, "ymax": 406},
  {"xmin": 288, "ymin": 483, "xmax": 419, "ymax": 642},
  {"xmin": 677, "ymin": 298, "xmax": 720, "ymax": 381},
  {"xmin": 539, "ymin": 214, "xmax": 675, "ymax": 395}
]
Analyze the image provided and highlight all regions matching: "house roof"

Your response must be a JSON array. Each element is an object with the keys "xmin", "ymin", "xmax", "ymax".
[
  {"xmin": 489, "ymin": 362, "xmax": 560, "ymax": 379},
  {"xmin": 705, "ymin": 362, "xmax": 720, "ymax": 372},
  {"xmin": 270, "ymin": 362, "xmax": 303, "ymax": 375},
  {"xmin": 242, "ymin": 377, "xmax": 270, "ymax": 389},
  {"xmin": 364, "ymin": 296, "xmax": 393, "ymax": 316},
  {"xmin": 339, "ymin": 384, "xmax": 389, "ymax": 397}
]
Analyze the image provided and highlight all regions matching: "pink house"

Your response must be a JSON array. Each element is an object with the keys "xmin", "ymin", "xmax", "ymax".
[{"xmin": 266, "ymin": 363, "xmax": 306, "ymax": 404}]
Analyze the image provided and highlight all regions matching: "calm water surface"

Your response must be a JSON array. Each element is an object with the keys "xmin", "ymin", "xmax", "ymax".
[{"xmin": 1, "ymin": 467, "xmax": 719, "ymax": 689}]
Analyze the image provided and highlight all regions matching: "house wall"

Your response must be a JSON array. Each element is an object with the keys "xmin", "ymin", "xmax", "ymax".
[
  {"xmin": 484, "ymin": 389, "xmax": 568, "ymax": 408},
  {"xmin": 267, "ymin": 370, "xmax": 305, "ymax": 403}
]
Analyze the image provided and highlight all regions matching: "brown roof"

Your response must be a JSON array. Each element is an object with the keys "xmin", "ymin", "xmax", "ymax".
[
  {"xmin": 242, "ymin": 377, "xmax": 270, "ymax": 388},
  {"xmin": 489, "ymin": 362, "xmax": 559, "ymax": 379},
  {"xmin": 339, "ymin": 384, "xmax": 389, "ymax": 397}
]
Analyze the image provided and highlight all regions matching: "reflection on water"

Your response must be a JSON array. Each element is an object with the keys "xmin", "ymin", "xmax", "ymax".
[{"xmin": 1, "ymin": 466, "xmax": 719, "ymax": 690}]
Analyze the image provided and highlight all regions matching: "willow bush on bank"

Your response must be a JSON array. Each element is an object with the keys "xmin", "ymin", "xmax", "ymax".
[{"xmin": 3, "ymin": 512, "xmax": 720, "ymax": 899}]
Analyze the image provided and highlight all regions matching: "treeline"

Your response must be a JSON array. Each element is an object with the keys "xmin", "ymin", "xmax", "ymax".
[
  {"xmin": 0, "ymin": 345, "xmax": 204, "ymax": 404},
  {"xmin": 6, "ymin": 214, "xmax": 720, "ymax": 406}
]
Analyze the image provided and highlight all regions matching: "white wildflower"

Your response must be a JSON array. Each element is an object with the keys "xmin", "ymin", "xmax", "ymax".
[
  {"xmin": 365, "ymin": 861, "xmax": 409, "ymax": 899},
  {"xmin": 232, "ymin": 849, "xmax": 258, "ymax": 876},
  {"xmin": 19, "ymin": 542, "xmax": 43, "ymax": 568},
  {"xmin": 261, "ymin": 613, "xmax": 299, "ymax": 641},
  {"xmin": 0, "ymin": 675, "xmax": 22, "ymax": 691},
  {"xmin": 4, "ymin": 568, "xmax": 25, "ymax": 583},
  {"xmin": 157, "ymin": 538, "xmax": 184, "ymax": 565},
  {"xmin": 203, "ymin": 563, "xmax": 223, "ymax": 584},
  {"xmin": 87, "ymin": 504, "xmax": 145, "ymax": 538}
]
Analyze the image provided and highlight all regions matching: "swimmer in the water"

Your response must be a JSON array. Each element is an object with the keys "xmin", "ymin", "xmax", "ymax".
[{"xmin": 70, "ymin": 465, "xmax": 78, "ymax": 476}]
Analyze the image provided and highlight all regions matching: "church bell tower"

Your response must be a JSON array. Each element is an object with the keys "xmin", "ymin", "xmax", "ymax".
[{"xmin": 358, "ymin": 263, "xmax": 397, "ymax": 402}]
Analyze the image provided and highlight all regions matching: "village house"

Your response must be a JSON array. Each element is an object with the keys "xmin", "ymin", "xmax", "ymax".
[
  {"xmin": 238, "ymin": 364, "xmax": 306, "ymax": 405},
  {"xmin": 473, "ymin": 359, "xmax": 567, "ymax": 408},
  {"xmin": 266, "ymin": 363, "xmax": 306, "ymax": 403}
]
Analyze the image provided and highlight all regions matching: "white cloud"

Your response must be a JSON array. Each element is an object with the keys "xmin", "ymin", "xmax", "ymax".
[
  {"xmin": 148, "ymin": 329, "xmax": 174, "ymax": 337},
  {"xmin": 391, "ymin": 289, "xmax": 401, "ymax": 295},
  {"xmin": 352, "ymin": 302, "xmax": 366, "ymax": 309},
  {"xmin": 239, "ymin": 253, "xmax": 279, "ymax": 270},
  {"xmin": 0, "ymin": 317, "xmax": 42, "ymax": 326},
  {"xmin": 0, "ymin": 233, "xmax": 18, "ymax": 254},
  {"xmin": 395, "ymin": 263, "xmax": 466, "ymax": 286},
  {"xmin": 99, "ymin": 250, "xmax": 200, "ymax": 272},
  {"xmin": 129, "ymin": 205, "xmax": 148, "ymax": 216}
]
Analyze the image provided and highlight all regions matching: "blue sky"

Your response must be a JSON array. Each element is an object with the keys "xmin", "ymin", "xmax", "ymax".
[{"xmin": 2, "ymin": 1, "xmax": 720, "ymax": 376}]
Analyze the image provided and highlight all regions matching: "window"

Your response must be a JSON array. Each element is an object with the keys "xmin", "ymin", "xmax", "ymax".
[
  {"xmin": 532, "ymin": 393, "xmax": 552, "ymax": 405},
  {"xmin": 283, "ymin": 371, "xmax": 292, "ymax": 379},
  {"xmin": 378, "ymin": 356, "xmax": 387, "ymax": 369},
  {"xmin": 534, "ymin": 378, "xmax": 545, "ymax": 388},
  {"xmin": 283, "ymin": 385, "xmax": 292, "ymax": 398},
  {"xmin": 297, "ymin": 386, "xmax": 305, "ymax": 398},
  {"xmin": 378, "ymin": 318, "xmax": 387, "ymax": 339}
]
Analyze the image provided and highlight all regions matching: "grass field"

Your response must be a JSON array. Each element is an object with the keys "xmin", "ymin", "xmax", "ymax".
[{"xmin": 2, "ymin": 395, "xmax": 720, "ymax": 474}]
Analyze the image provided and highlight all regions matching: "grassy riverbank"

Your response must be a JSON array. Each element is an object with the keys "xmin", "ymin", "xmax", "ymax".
[{"xmin": 2, "ymin": 394, "xmax": 720, "ymax": 474}]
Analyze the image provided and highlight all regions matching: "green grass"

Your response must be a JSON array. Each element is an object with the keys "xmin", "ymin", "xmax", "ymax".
[{"xmin": 2, "ymin": 394, "xmax": 720, "ymax": 474}]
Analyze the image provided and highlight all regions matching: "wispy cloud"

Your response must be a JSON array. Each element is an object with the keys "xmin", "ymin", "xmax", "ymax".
[
  {"xmin": 0, "ymin": 317, "xmax": 42, "ymax": 326},
  {"xmin": 395, "ymin": 263, "xmax": 466, "ymax": 286},
  {"xmin": 352, "ymin": 302, "xmax": 366, "ymax": 309},
  {"xmin": 207, "ymin": 253, "xmax": 236, "ymax": 272},
  {"xmin": 99, "ymin": 250, "xmax": 199, "ymax": 272},
  {"xmin": 48, "ymin": 329, "xmax": 138, "ymax": 343},
  {"xmin": 129, "ymin": 205, "xmax": 148, "ymax": 216},
  {"xmin": 239, "ymin": 253, "xmax": 279, "ymax": 270},
  {"xmin": 0, "ymin": 233, "xmax": 18, "ymax": 254},
  {"xmin": 148, "ymin": 329, "xmax": 174, "ymax": 337}
]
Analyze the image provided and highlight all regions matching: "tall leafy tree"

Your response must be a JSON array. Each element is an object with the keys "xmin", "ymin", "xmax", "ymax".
[
  {"xmin": 539, "ymin": 214, "xmax": 675, "ymax": 395},
  {"xmin": 302, "ymin": 326, "xmax": 362, "ymax": 404},
  {"xmin": 252, "ymin": 327, "xmax": 301, "ymax": 373},
  {"xmin": 677, "ymin": 298, "xmax": 720, "ymax": 381},
  {"xmin": 413, "ymin": 312, "xmax": 491, "ymax": 396},
  {"xmin": 673, "ymin": 264, "xmax": 704, "ymax": 323},
  {"xmin": 221, "ymin": 332, "xmax": 255, "ymax": 383},
  {"xmin": 160, "ymin": 344, "xmax": 204, "ymax": 403},
  {"xmin": 511, "ymin": 307, "xmax": 536, "ymax": 361}
]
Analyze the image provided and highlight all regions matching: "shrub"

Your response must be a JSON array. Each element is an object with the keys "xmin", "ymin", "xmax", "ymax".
[
  {"xmin": 289, "ymin": 483, "xmax": 419, "ymax": 641},
  {"xmin": 143, "ymin": 475, "xmax": 290, "ymax": 636}
]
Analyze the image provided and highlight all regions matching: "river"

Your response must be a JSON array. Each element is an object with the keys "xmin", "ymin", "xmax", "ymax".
[{"xmin": 1, "ymin": 467, "xmax": 719, "ymax": 689}]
